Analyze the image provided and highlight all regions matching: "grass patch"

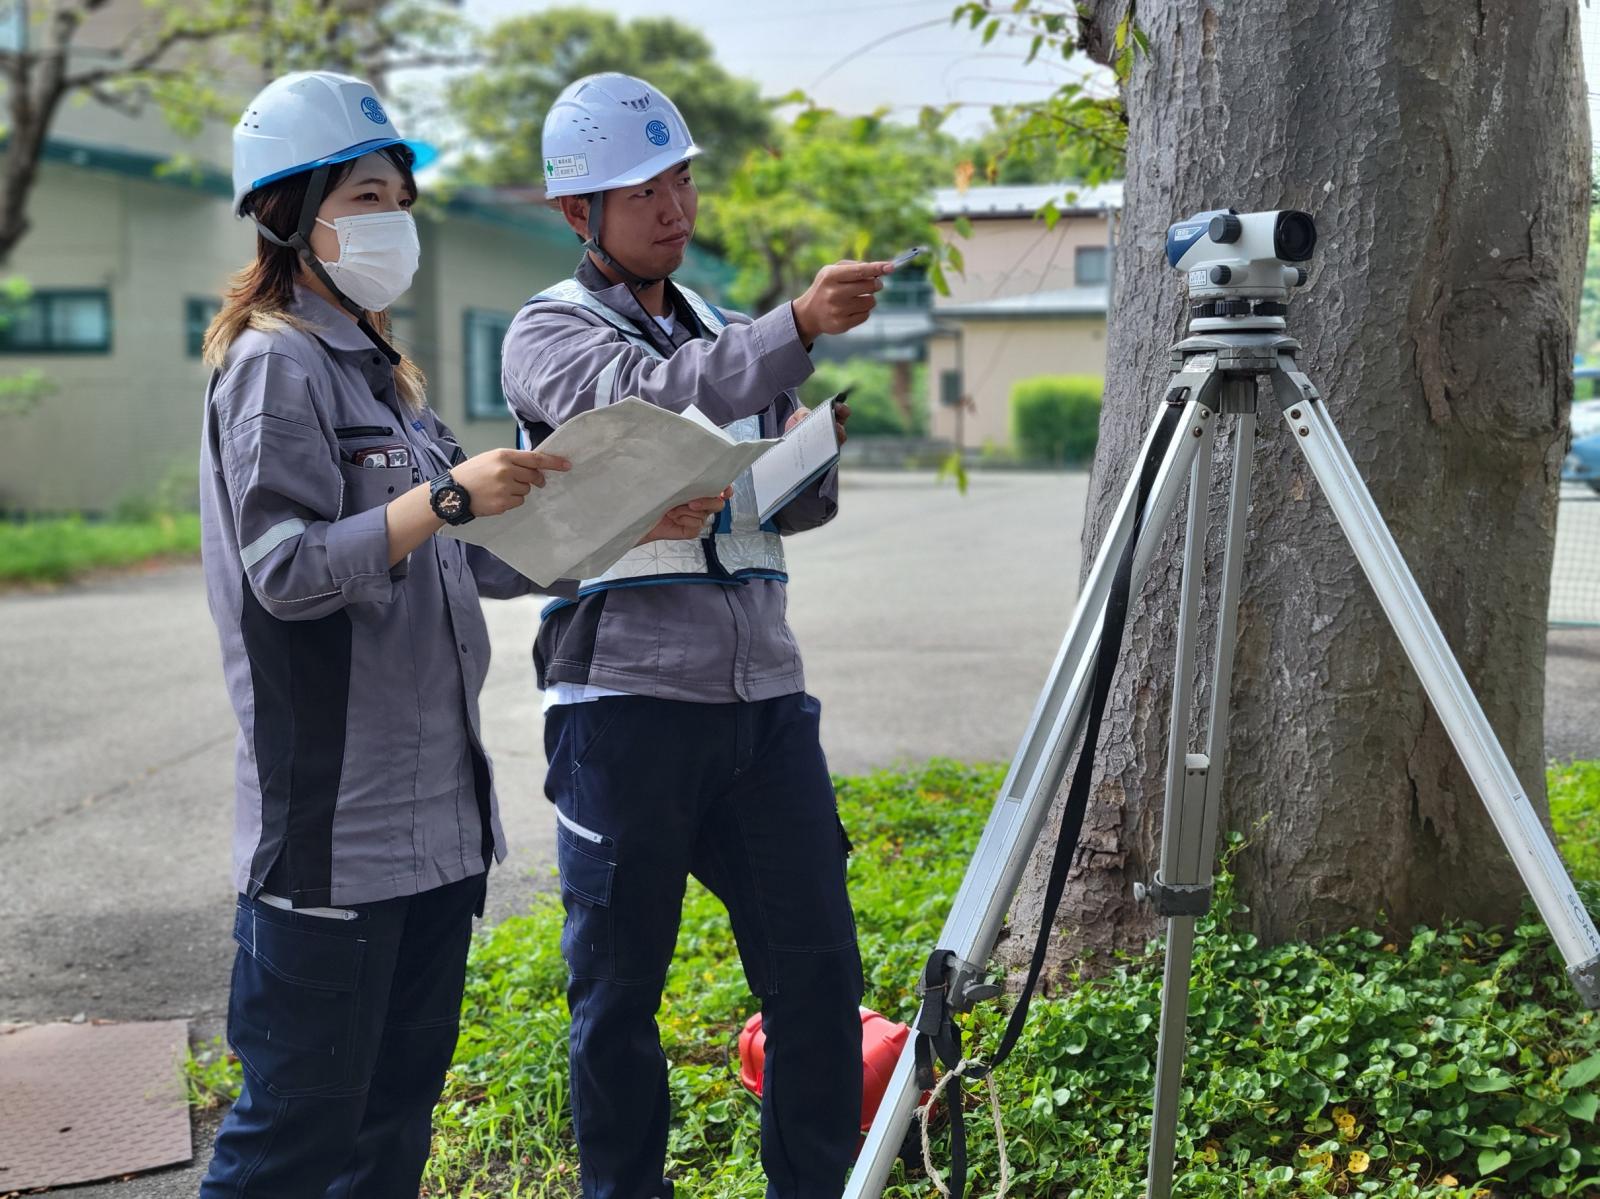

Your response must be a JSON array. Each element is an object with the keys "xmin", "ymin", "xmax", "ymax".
[
  {"xmin": 1553, "ymin": 761, "xmax": 1600, "ymax": 884},
  {"xmin": 187, "ymin": 760, "xmax": 1600, "ymax": 1198},
  {"xmin": 185, "ymin": 1034, "xmax": 244, "ymax": 1112},
  {"xmin": 0, "ymin": 513, "xmax": 201, "ymax": 584}
]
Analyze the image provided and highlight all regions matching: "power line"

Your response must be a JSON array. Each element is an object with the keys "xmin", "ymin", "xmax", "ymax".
[
  {"xmin": 807, "ymin": 17, "xmax": 956, "ymax": 90},
  {"xmin": 695, "ymin": 0, "xmax": 954, "ymax": 23}
]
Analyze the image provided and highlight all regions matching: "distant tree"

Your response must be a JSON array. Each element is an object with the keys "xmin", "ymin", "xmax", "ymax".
[
  {"xmin": 942, "ymin": 0, "xmax": 1129, "ymax": 210},
  {"xmin": 448, "ymin": 8, "xmax": 771, "ymax": 195},
  {"xmin": 963, "ymin": 102, "xmax": 1124, "ymax": 186},
  {"xmin": 699, "ymin": 108, "xmax": 949, "ymax": 313},
  {"xmin": 0, "ymin": 0, "xmax": 459, "ymax": 268}
]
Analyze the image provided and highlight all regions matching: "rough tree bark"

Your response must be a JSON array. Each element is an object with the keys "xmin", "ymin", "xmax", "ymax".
[{"xmin": 1007, "ymin": 0, "xmax": 1589, "ymax": 973}]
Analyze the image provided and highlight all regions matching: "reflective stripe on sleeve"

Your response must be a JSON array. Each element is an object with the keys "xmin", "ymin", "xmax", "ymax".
[{"xmin": 240, "ymin": 518, "xmax": 309, "ymax": 569}]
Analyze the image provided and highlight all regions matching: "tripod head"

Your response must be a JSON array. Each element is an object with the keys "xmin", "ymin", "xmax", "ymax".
[{"xmin": 1167, "ymin": 208, "xmax": 1317, "ymax": 334}]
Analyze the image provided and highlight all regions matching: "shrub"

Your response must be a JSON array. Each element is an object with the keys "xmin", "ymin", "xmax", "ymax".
[
  {"xmin": 799, "ymin": 358, "xmax": 927, "ymax": 437},
  {"xmin": 1011, "ymin": 373, "xmax": 1104, "ymax": 465},
  {"xmin": 0, "ymin": 513, "xmax": 200, "ymax": 583}
]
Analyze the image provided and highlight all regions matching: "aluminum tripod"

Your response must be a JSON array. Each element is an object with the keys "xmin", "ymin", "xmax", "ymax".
[{"xmin": 845, "ymin": 326, "xmax": 1600, "ymax": 1199}]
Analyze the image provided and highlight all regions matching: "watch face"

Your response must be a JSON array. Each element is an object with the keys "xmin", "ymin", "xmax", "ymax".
[{"xmin": 434, "ymin": 484, "xmax": 469, "ymax": 521}]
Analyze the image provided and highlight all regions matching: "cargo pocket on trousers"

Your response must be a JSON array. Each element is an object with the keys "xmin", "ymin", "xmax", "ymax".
[
  {"xmin": 557, "ymin": 829, "xmax": 616, "ymax": 980},
  {"xmin": 228, "ymin": 901, "xmax": 366, "ymax": 1098}
]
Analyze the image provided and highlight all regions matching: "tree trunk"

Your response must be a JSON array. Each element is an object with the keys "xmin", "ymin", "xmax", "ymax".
[{"xmin": 1007, "ymin": 0, "xmax": 1588, "ymax": 973}]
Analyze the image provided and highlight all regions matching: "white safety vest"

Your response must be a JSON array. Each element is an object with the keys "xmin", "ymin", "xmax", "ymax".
[{"xmin": 521, "ymin": 278, "xmax": 788, "ymax": 597}]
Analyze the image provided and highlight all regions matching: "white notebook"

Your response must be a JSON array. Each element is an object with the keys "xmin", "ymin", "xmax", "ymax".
[{"xmin": 751, "ymin": 397, "xmax": 843, "ymax": 521}]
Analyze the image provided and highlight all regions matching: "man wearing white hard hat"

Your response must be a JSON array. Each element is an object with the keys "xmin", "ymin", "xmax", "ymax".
[
  {"xmin": 197, "ymin": 70, "xmax": 723, "ymax": 1196},
  {"xmin": 501, "ymin": 73, "xmax": 897, "ymax": 1199}
]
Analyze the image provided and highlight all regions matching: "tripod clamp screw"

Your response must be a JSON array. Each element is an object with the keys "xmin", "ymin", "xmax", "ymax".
[
  {"xmin": 958, "ymin": 979, "xmax": 1004, "ymax": 1007},
  {"xmin": 917, "ymin": 954, "xmax": 1004, "ymax": 1014}
]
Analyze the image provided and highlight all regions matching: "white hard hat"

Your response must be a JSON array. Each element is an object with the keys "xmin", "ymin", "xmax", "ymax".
[
  {"xmin": 541, "ymin": 73, "xmax": 701, "ymax": 198},
  {"xmin": 232, "ymin": 71, "xmax": 436, "ymax": 216}
]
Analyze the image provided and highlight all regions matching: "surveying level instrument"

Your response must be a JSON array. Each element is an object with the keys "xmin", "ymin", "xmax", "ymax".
[{"xmin": 844, "ymin": 208, "xmax": 1600, "ymax": 1199}]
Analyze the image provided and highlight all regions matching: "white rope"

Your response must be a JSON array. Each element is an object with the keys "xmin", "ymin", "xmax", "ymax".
[{"xmin": 916, "ymin": 1057, "xmax": 1011, "ymax": 1199}]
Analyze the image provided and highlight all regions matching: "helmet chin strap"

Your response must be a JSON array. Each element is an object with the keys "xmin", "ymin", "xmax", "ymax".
[
  {"xmin": 583, "ymin": 191, "xmax": 666, "ymax": 290},
  {"xmin": 251, "ymin": 164, "xmax": 403, "ymax": 366}
]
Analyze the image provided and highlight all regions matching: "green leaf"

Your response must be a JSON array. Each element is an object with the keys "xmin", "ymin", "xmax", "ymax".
[
  {"xmin": 1463, "ymin": 1071, "xmax": 1515, "ymax": 1093},
  {"xmin": 793, "ymin": 107, "xmax": 827, "ymax": 136},
  {"xmin": 1562, "ymin": 1054, "xmax": 1600, "ymax": 1089},
  {"xmin": 953, "ymin": 215, "xmax": 974, "ymax": 239},
  {"xmin": 1478, "ymin": 1148, "xmax": 1513, "ymax": 1176},
  {"xmin": 1564, "ymin": 1092, "xmax": 1600, "ymax": 1121},
  {"xmin": 982, "ymin": 17, "xmax": 1000, "ymax": 45},
  {"xmin": 935, "ymin": 451, "xmax": 969, "ymax": 495},
  {"xmin": 1025, "ymin": 33, "xmax": 1043, "ymax": 65}
]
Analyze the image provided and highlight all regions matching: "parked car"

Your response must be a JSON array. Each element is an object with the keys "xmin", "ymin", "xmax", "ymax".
[{"xmin": 1566, "ymin": 398, "xmax": 1600, "ymax": 493}]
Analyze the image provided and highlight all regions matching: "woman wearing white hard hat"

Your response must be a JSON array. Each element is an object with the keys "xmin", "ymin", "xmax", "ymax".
[{"xmin": 197, "ymin": 70, "xmax": 723, "ymax": 1195}]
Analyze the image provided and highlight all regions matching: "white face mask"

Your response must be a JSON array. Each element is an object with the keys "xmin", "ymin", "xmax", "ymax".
[{"xmin": 314, "ymin": 210, "xmax": 420, "ymax": 312}]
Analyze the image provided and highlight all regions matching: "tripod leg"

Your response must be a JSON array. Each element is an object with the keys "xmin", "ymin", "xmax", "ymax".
[
  {"xmin": 1145, "ymin": 409, "xmax": 1256, "ymax": 1199},
  {"xmin": 940, "ymin": 374, "xmax": 1223, "ymax": 966},
  {"xmin": 1146, "ymin": 407, "xmax": 1217, "ymax": 1199},
  {"xmin": 845, "ymin": 365, "xmax": 1224, "ymax": 1199},
  {"xmin": 1275, "ymin": 365, "xmax": 1600, "ymax": 1003}
]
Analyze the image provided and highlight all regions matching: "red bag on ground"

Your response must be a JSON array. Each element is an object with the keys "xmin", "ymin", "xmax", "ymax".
[{"xmin": 738, "ymin": 1007, "xmax": 927, "ymax": 1145}]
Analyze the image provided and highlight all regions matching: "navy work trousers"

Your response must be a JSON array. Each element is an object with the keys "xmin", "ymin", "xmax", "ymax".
[
  {"xmin": 546, "ymin": 693, "xmax": 864, "ymax": 1199},
  {"xmin": 199, "ymin": 872, "xmax": 484, "ymax": 1197}
]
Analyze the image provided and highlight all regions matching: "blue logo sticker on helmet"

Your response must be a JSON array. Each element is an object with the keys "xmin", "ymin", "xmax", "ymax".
[
  {"xmin": 645, "ymin": 119, "xmax": 670, "ymax": 147},
  {"xmin": 361, "ymin": 96, "xmax": 389, "ymax": 126}
]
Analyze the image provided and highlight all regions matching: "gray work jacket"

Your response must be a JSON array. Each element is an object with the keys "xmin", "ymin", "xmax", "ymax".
[
  {"xmin": 501, "ymin": 258, "xmax": 838, "ymax": 704},
  {"xmin": 200, "ymin": 289, "xmax": 536, "ymax": 907}
]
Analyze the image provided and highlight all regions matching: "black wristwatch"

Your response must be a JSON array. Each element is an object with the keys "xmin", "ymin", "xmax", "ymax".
[{"xmin": 429, "ymin": 470, "xmax": 474, "ymax": 526}]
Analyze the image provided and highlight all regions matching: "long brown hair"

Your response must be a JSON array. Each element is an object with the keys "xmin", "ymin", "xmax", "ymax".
[{"xmin": 204, "ymin": 146, "xmax": 427, "ymax": 411}]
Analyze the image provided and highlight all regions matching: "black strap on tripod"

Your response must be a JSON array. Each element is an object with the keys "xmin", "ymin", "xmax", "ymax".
[{"xmin": 913, "ymin": 393, "xmax": 1191, "ymax": 1198}]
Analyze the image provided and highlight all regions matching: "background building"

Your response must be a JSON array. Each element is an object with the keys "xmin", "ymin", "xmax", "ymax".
[{"xmin": 925, "ymin": 182, "xmax": 1120, "ymax": 452}]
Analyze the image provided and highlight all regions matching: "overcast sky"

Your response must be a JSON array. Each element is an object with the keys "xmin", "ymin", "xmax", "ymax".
[{"xmin": 459, "ymin": 0, "xmax": 1109, "ymax": 139}]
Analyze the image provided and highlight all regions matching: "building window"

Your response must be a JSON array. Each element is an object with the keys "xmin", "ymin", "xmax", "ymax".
[
  {"xmin": 463, "ymin": 309, "xmax": 513, "ymax": 421},
  {"xmin": 185, "ymin": 297, "xmax": 221, "ymax": 359},
  {"xmin": 0, "ymin": 290, "xmax": 112, "ymax": 354},
  {"xmin": 1075, "ymin": 246, "xmax": 1110, "ymax": 286}
]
